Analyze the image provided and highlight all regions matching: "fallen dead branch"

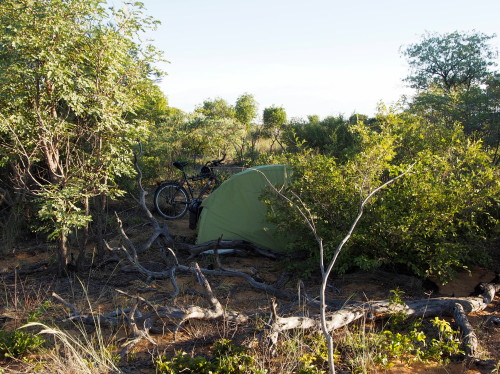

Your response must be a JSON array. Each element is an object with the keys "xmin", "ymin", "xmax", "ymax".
[
  {"xmin": 100, "ymin": 204, "xmax": 500, "ymax": 360},
  {"xmin": 454, "ymin": 303, "xmax": 478, "ymax": 358},
  {"xmin": 108, "ymin": 233, "xmax": 297, "ymax": 301},
  {"xmin": 269, "ymin": 286, "xmax": 500, "ymax": 335},
  {"xmin": 105, "ymin": 200, "xmax": 296, "ymax": 300},
  {"xmin": 264, "ymin": 283, "xmax": 500, "ymax": 361},
  {"xmin": 175, "ymin": 239, "xmax": 284, "ymax": 260},
  {"xmin": 51, "ymin": 262, "xmax": 252, "ymax": 356},
  {"xmin": 49, "ymin": 273, "xmax": 500, "ymax": 363}
]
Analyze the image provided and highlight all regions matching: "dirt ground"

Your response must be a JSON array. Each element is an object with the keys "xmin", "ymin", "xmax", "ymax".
[{"xmin": 0, "ymin": 212, "xmax": 499, "ymax": 373}]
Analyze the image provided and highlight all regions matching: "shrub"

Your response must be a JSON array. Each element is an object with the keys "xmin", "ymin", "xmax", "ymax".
[
  {"xmin": 0, "ymin": 330, "xmax": 44, "ymax": 359},
  {"xmin": 266, "ymin": 112, "xmax": 499, "ymax": 282}
]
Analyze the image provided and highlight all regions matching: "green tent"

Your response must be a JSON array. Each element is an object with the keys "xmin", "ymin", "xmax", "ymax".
[{"xmin": 196, "ymin": 165, "xmax": 291, "ymax": 251}]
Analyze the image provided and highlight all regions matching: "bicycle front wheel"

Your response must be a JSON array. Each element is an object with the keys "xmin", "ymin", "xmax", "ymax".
[{"xmin": 154, "ymin": 183, "xmax": 189, "ymax": 219}]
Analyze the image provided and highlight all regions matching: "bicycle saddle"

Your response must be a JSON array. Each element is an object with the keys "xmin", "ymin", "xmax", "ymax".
[{"xmin": 173, "ymin": 161, "xmax": 188, "ymax": 170}]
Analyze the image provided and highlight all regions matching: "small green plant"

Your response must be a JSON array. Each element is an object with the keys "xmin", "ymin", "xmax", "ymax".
[
  {"xmin": 156, "ymin": 339, "xmax": 267, "ymax": 374},
  {"xmin": 297, "ymin": 334, "xmax": 332, "ymax": 374},
  {"xmin": 0, "ymin": 330, "xmax": 45, "ymax": 359},
  {"xmin": 424, "ymin": 317, "xmax": 463, "ymax": 362},
  {"xmin": 378, "ymin": 326, "xmax": 426, "ymax": 365},
  {"xmin": 27, "ymin": 300, "xmax": 52, "ymax": 323},
  {"xmin": 386, "ymin": 288, "xmax": 408, "ymax": 329},
  {"xmin": 156, "ymin": 351, "xmax": 212, "ymax": 374},
  {"xmin": 298, "ymin": 354, "xmax": 327, "ymax": 374},
  {"xmin": 493, "ymin": 359, "xmax": 499, "ymax": 374},
  {"xmin": 377, "ymin": 317, "xmax": 463, "ymax": 365},
  {"xmin": 376, "ymin": 290, "xmax": 462, "ymax": 366}
]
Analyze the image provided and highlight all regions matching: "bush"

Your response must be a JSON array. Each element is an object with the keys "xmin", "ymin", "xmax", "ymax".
[
  {"xmin": 283, "ymin": 115, "xmax": 359, "ymax": 161},
  {"xmin": 0, "ymin": 330, "xmax": 45, "ymax": 359},
  {"xmin": 266, "ymin": 112, "xmax": 499, "ymax": 282}
]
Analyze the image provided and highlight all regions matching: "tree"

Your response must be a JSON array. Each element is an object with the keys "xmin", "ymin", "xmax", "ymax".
[
  {"xmin": 232, "ymin": 93, "xmax": 259, "ymax": 163},
  {"xmin": 132, "ymin": 83, "xmax": 170, "ymax": 125},
  {"xmin": 402, "ymin": 31, "xmax": 497, "ymax": 92},
  {"xmin": 0, "ymin": 0, "xmax": 163, "ymax": 274},
  {"xmin": 140, "ymin": 106, "xmax": 187, "ymax": 182},
  {"xmin": 182, "ymin": 115, "xmax": 245, "ymax": 159},
  {"xmin": 282, "ymin": 115, "xmax": 359, "ymax": 162},
  {"xmin": 263, "ymin": 106, "xmax": 287, "ymax": 152},
  {"xmin": 403, "ymin": 31, "xmax": 500, "ymax": 151},
  {"xmin": 195, "ymin": 98, "xmax": 236, "ymax": 119},
  {"xmin": 234, "ymin": 93, "xmax": 258, "ymax": 127},
  {"xmin": 408, "ymin": 78, "xmax": 499, "ymax": 147}
]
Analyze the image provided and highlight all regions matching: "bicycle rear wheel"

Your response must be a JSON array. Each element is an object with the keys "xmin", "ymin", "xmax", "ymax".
[{"xmin": 154, "ymin": 183, "xmax": 189, "ymax": 219}]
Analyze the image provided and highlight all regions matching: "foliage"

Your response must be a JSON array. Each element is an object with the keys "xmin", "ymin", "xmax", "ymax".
[
  {"xmin": 283, "ymin": 115, "xmax": 359, "ymax": 161},
  {"xmin": 0, "ymin": 285, "xmax": 47, "ymax": 360},
  {"xmin": 296, "ymin": 334, "xmax": 333, "ymax": 374},
  {"xmin": 35, "ymin": 186, "xmax": 94, "ymax": 240},
  {"xmin": 139, "ymin": 106, "xmax": 187, "ymax": 182},
  {"xmin": 263, "ymin": 106, "xmax": 287, "ymax": 151},
  {"xmin": 27, "ymin": 300, "xmax": 52, "ymax": 324},
  {"xmin": 141, "ymin": 93, "xmax": 260, "ymax": 173},
  {"xmin": 266, "ymin": 110, "xmax": 499, "ymax": 282},
  {"xmin": 196, "ymin": 98, "xmax": 236, "ymax": 119},
  {"xmin": 183, "ymin": 115, "xmax": 246, "ymax": 159},
  {"xmin": 235, "ymin": 93, "xmax": 258, "ymax": 127},
  {"xmin": 0, "ymin": 0, "xmax": 163, "ymax": 268},
  {"xmin": 0, "ymin": 330, "xmax": 45, "ymax": 359},
  {"xmin": 263, "ymin": 106, "xmax": 287, "ymax": 131},
  {"xmin": 408, "ymin": 74, "xmax": 500, "ymax": 149},
  {"xmin": 402, "ymin": 31, "xmax": 497, "ymax": 91},
  {"xmin": 377, "ymin": 290, "xmax": 462, "ymax": 365},
  {"xmin": 403, "ymin": 31, "xmax": 499, "ymax": 150},
  {"xmin": 156, "ymin": 339, "xmax": 266, "ymax": 374},
  {"xmin": 377, "ymin": 317, "xmax": 461, "ymax": 366}
]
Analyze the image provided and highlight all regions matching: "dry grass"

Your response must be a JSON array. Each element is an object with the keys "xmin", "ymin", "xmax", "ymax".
[{"xmin": 22, "ymin": 320, "xmax": 121, "ymax": 374}]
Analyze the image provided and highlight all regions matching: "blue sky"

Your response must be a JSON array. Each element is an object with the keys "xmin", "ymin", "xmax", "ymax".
[{"xmin": 134, "ymin": 0, "xmax": 500, "ymax": 120}]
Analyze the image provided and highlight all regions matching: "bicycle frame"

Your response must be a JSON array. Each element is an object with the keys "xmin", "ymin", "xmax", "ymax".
[
  {"xmin": 171, "ymin": 157, "xmax": 223, "ymax": 204},
  {"xmin": 179, "ymin": 167, "xmax": 218, "ymax": 203}
]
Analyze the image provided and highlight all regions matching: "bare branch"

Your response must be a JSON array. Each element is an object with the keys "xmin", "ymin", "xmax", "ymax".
[
  {"xmin": 319, "ymin": 163, "xmax": 415, "ymax": 374},
  {"xmin": 51, "ymin": 292, "xmax": 79, "ymax": 317}
]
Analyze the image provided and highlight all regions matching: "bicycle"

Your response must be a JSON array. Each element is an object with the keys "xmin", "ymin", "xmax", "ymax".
[{"xmin": 153, "ymin": 154, "xmax": 226, "ymax": 227}]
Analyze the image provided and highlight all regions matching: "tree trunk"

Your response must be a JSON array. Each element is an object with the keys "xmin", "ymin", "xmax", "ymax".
[
  {"xmin": 76, "ymin": 196, "xmax": 90, "ymax": 272},
  {"xmin": 57, "ymin": 233, "xmax": 69, "ymax": 276},
  {"xmin": 95, "ymin": 192, "xmax": 107, "ymax": 259}
]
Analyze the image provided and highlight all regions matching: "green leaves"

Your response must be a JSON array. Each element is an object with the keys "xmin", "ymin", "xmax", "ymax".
[
  {"xmin": 263, "ymin": 106, "xmax": 287, "ymax": 132},
  {"xmin": 0, "ymin": 0, "xmax": 164, "ymax": 252},
  {"xmin": 266, "ymin": 111, "xmax": 499, "ymax": 282},
  {"xmin": 35, "ymin": 186, "xmax": 93, "ymax": 240},
  {"xmin": 235, "ymin": 93, "xmax": 258, "ymax": 127},
  {"xmin": 403, "ymin": 31, "xmax": 499, "ymax": 150},
  {"xmin": 0, "ymin": 330, "xmax": 45, "ymax": 359},
  {"xmin": 402, "ymin": 31, "xmax": 497, "ymax": 91}
]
